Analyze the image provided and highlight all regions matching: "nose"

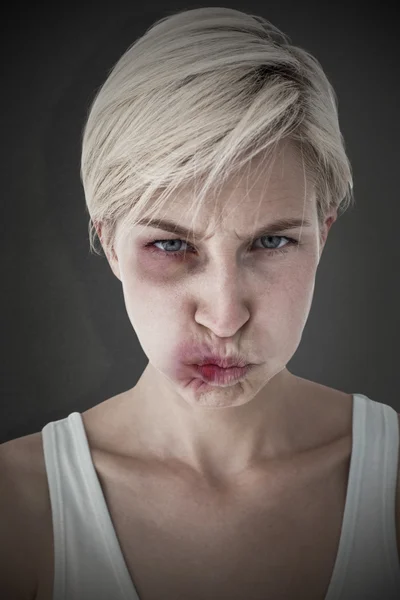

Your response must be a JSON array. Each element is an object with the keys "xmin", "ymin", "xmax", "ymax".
[{"xmin": 193, "ymin": 263, "xmax": 250, "ymax": 337}]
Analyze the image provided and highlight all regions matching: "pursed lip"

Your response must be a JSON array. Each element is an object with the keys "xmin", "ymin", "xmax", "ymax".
[{"xmin": 195, "ymin": 355, "xmax": 249, "ymax": 369}]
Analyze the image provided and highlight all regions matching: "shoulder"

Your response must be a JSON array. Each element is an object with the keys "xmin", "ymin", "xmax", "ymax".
[
  {"xmin": 0, "ymin": 432, "xmax": 49, "ymax": 516},
  {"xmin": 396, "ymin": 413, "xmax": 400, "ymax": 562},
  {"xmin": 0, "ymin": 433, "xmax": 50, "ymax": 600}
]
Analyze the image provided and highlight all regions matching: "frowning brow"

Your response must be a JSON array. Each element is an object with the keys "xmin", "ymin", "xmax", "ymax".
[{"xmin": 136, "ymin": 217, "xmax": 313, "ymax": 240}]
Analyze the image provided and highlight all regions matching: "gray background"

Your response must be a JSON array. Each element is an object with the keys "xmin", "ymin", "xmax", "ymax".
[{"xmin": 2, "ymin": 1, "xmax": 399, "ymax": 443}]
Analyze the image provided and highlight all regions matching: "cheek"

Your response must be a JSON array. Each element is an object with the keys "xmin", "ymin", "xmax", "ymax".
[
  {"xmin": 123, "ymin": 252, "xmax": 178, "ymax": 290},
  {"xmin": 121, "ymin": 262, "xmax": 183, "ymax": 327},
  {"xmin": 123, "ymin": 252, "xmax": 317, "ymax": 319},
  {"xmin": 260, "ymin": 263, "xmax": 316, "ymax": 324},
  {"xmin": 136, "ymin": 252, "xmax": 185, "ymax": 283},
  {"xmin": 286, "ymin": 271, "xmax": 316, "ymax": 326}
]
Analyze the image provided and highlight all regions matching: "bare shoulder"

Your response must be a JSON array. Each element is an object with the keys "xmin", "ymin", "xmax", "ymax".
[
  {"xmin": 293, "ymin": 383, "xmax": 400, "ymax": 561},
  {"xmin": 286, "ymin": 377, "xmax": 354, "ymax": 444},
  {"xmin": 0, "ymin": 432, "xmax": 50, "ymax": 600},
  {"xmin": 396, "ymin": 413, "xmax": 400, "ymax": 563},
  {"xmin": 0, "ymin": 431, "xmax": 49, "ymax": 516}
]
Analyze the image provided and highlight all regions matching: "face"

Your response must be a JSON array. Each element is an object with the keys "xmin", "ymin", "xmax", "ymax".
[{"xmin": 100, "ymin": 142, "xmax": 336, "ymax": 408}]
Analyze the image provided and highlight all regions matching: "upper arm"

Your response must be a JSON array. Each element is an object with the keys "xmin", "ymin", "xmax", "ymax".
[
  {"xmin": 396, "ymin": 414, "xmax": 400, "ymax": 563},
  {"xmin": 0, "ymin": 439, "xmax": 40, "ymax": 600}
]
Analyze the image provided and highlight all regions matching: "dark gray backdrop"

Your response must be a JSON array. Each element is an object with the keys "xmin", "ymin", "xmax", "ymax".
[{"xmin": 2, "ymin": 1, "xmax": 399, "ymax": 443}]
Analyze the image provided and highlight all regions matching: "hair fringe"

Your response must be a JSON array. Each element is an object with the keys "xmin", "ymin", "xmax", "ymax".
[{"xmin": 80, "ymin": 6, "xmax": 354, "ymax": 257}]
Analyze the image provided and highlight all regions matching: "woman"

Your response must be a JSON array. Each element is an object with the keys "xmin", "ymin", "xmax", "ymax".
[{"xmin": 1, "ymin": 6, "xmax": 399, "ymax": 600}]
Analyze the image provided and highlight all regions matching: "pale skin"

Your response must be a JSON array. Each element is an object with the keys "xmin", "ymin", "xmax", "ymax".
[
  {"xmin": 95, "ymin": 140, "xmax": 339, "ymax": 484},
  {"xmin": 1, "ymin": 140, "xmax": 399, "ymax": 600}
]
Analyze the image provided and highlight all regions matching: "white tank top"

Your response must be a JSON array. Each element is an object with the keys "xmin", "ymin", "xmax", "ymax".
[{"xmin": 41, "ymin": 393, "xmax": 400, "ymax": 599}]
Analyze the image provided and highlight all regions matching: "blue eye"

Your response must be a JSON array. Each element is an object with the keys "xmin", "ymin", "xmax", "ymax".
[{"xmin": 144, "ymin": 235, "xmax": 299, "ymax": 259}]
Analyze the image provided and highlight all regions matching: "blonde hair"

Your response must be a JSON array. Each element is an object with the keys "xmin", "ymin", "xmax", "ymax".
[{"xmin": 80, "ymin": 6, "xmax": 354, "ymax": 257}]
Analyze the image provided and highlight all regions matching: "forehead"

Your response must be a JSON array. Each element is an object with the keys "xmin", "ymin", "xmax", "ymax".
[
  {"xmin": 222, "ymin": 141, "xmax": 305, "ymax": 190},
  {"xmin": 182, "ymin": 140, "xmax": 305, "ymax": 194},
  {"xmin": 166, "ymin": 142, "xmax": 314, "ymax": 224},
  {"xmin": 115, "ymin": 139, "xmax": 317, "ymax": 249}
]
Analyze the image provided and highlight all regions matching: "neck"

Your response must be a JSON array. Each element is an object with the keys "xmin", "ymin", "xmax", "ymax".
[{"xmin": 128, "ymin": 364, "xmax": 298, "ymax": 481}]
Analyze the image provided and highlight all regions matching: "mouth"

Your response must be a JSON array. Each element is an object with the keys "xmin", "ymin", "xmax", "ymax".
[
  {"xmin": 193, "ymin": 363, "xmax": 253, "ymax": 385},
  {"xmin": 196, "ymin": 355, "xmax": 249, "ymax": 369}
]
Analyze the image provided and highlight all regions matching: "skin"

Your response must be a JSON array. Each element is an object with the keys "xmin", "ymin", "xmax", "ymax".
[{"xmin": 95, "ymin": 140, "xmax": 337, "ymax": 483}]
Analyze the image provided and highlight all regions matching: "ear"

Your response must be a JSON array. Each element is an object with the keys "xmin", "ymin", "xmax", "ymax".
[
  {"xmin": 94, "ymin": 221, "xmax": 122, "ymax": 281},
  {"xmin": 318, "ymin": 210, "xmax": 338, "ymax": 258}
]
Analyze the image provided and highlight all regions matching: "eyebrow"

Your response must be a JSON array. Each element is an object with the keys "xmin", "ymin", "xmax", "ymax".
[{"xmin": 136, "ymin": 216, "xmax": 313, "ymax": 240}]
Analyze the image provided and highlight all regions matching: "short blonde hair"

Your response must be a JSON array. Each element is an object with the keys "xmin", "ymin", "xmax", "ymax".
[{"xmin": 81, "ymin": 6, "xmax": 354, "ymax": 257}]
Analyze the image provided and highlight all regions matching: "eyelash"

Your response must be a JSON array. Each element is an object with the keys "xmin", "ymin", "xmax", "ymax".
[{"xmin": 144, "ymin": 235, "xmax": 299, "ymax": 259}]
